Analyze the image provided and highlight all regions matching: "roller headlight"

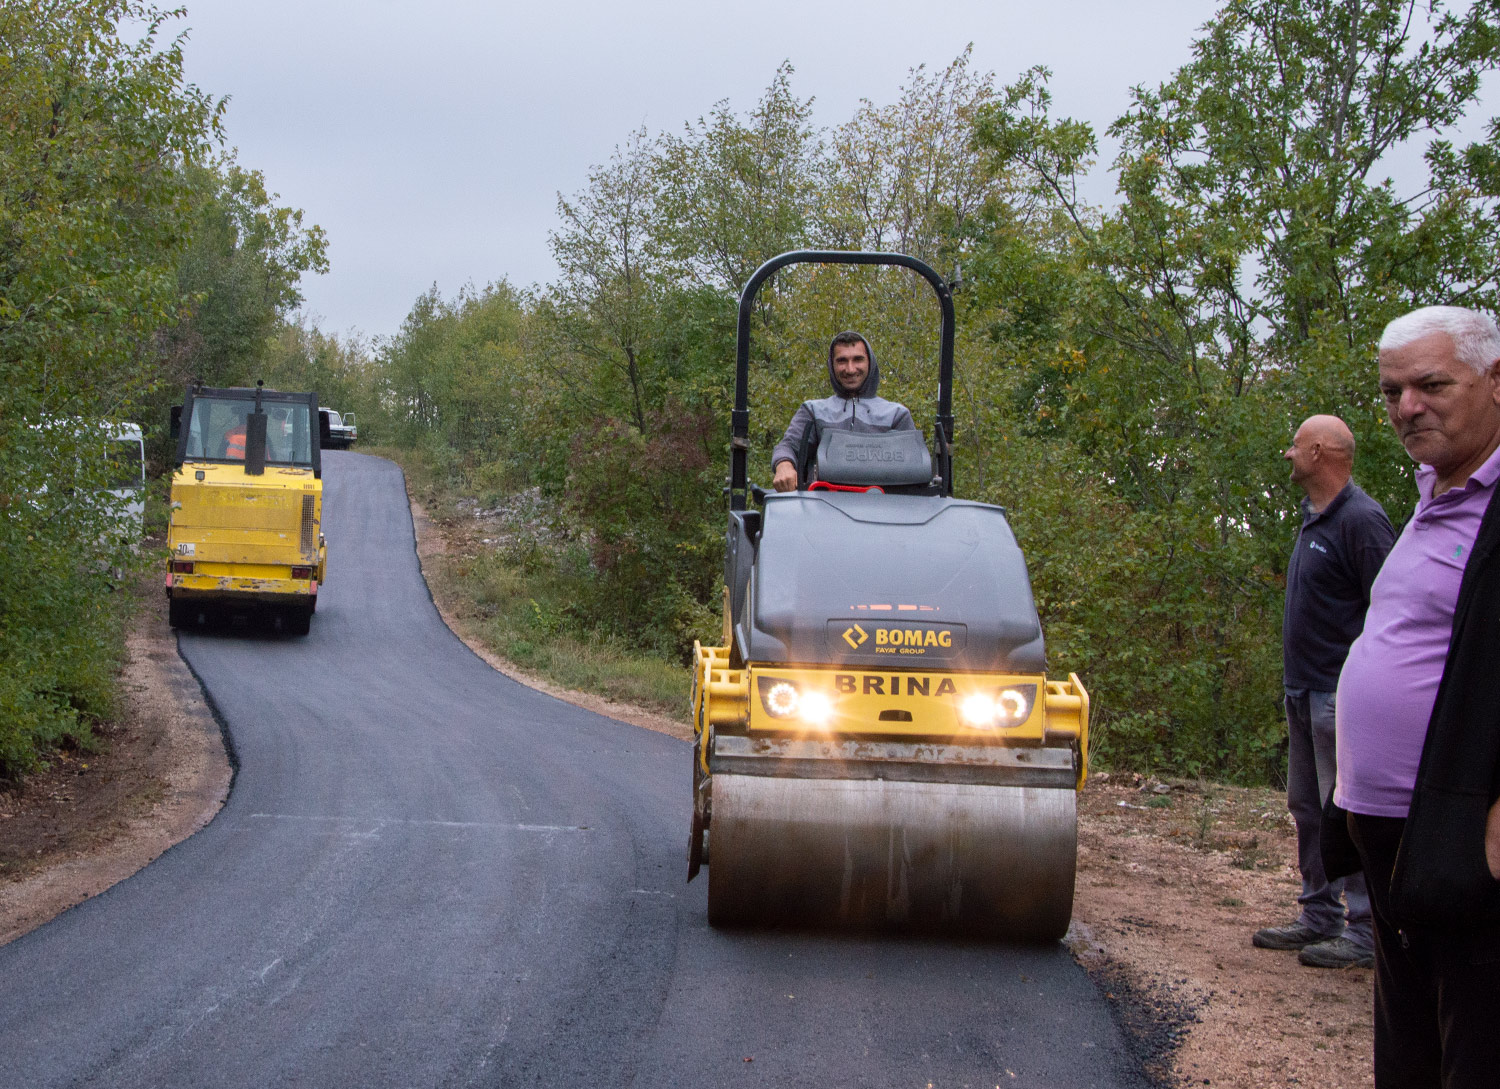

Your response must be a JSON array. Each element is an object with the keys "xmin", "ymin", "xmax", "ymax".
[
  {"xmin": 960, "ymin": 693, "xmax": 998, "ymax": 728},
  {"xmin": 997, "ymin": 687, "xmax": 1031, "ymax": 722},
  {"xmin": 959, "ymin": 685, "xmax": 1037, "ymax": 729},
  {"xmin": 765, "ymin": 681, "xmax": 800, "ymax": 718},
  {"xmin": 756, "ymin": 677, "xmax": 836, "ymax": 727},
  {"xmin": 799, "ymin": 690, "xmax": 834, "ymax": 726}
]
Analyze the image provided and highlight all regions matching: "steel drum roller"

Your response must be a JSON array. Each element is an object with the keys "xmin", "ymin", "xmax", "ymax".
[{"xmin": 707, "ymin": 772, "xmax": 1077, "ymax": 939}]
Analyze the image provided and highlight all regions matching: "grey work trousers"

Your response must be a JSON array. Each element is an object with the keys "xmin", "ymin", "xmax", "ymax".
[{"xmin": 1285, "ymin": 688, "xmax": 1373, "ymax": 948}]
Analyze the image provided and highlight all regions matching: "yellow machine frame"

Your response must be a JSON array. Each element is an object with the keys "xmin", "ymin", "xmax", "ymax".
[{"xmin": 691, "ymin": 639, "xmax": 1089, "ymax": 787}]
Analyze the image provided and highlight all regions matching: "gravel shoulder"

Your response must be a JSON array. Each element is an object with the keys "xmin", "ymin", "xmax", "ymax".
[
  {"xmin": 0, "ymin": 574, "xmax": 231, "ymax": 947},
  {"xmin": 1072, "ymin": 780, "xmax": 1373, "ymax": 1087},
  {"xmin": 0, "ymin": 483, "xmax": 1377, "ymax": 1089}
]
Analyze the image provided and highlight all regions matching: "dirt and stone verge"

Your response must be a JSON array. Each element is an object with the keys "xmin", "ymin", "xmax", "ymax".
[{"xmin": 0, "ymin": 573, "xmax": 232, "ymax": 946}]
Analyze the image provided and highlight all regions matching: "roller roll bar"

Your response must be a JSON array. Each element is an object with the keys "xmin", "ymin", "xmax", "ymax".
[{"xmin": 729, "ymin": 250, "xmax": 955, "ymax": 510}]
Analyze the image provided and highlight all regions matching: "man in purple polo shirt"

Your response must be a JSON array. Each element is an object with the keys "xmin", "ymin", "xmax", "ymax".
[
  {"xmin": 1254, "ymin": 415, "xmax": 1391, "ymax": 969},
  {"xmin": 1334, "ymin": 305, "xmax": 1500, "ymax": 1088}
]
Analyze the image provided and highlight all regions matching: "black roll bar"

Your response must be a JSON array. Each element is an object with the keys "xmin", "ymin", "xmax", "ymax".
[{"xmin": 729, "ymin": 250, "xmax": 955, "ymax": 510}]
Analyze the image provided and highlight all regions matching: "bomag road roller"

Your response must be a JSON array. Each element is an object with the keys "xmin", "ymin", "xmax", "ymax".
[
  {"xmin": 165, "ymin": 383, "xmax": 329, "ymax": 635},
  {"xmin": 688, "ymin": 251, "xmax": 1089, "ymax": 940}
]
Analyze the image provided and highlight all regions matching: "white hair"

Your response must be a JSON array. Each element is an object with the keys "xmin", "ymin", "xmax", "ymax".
[{"xmin": 1379, "ymin": 306, "xmax": 1500, "ymax": 375}]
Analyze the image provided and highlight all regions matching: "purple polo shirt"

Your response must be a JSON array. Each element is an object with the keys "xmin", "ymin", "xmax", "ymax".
[{"xmin": 1335, "ymin": 443, "xmax": 1500, "ymax": 817}]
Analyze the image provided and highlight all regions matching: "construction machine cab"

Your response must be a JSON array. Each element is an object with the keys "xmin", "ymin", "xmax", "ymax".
[
  {"xmin": 172, "ymin": 385, "xmax": 323, "ymax": 476},
  {"xmin": 729, "ymin": 250, "xmax": 955, "ymax": 508}
]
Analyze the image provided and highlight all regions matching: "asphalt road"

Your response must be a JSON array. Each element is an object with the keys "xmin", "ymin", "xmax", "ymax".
[{"xmin": 1, "ymin": 452, "xmax": 1151, "ymax": 1089}]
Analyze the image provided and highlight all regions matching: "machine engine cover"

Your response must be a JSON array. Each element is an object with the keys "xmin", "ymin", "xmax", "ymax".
[{"xmin": 739, "ymin": 492, "xmax": 1046, "ymax": 672}]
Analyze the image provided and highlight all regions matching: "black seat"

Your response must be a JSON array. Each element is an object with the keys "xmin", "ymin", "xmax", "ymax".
[{"xmin": 813, "ymin": 428, "xmax": 934, "ymax": 488}]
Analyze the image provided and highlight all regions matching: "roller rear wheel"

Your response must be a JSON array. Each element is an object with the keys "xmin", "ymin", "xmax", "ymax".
[
  {"xmin": 168, "ymin": 598, "xmax": 198, "ymax": 629},
  {"xmin": 282, "ymin": 604, "xmax": 313, "ymax": 636}
]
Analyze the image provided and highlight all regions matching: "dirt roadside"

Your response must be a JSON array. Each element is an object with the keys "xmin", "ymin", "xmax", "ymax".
[
  {"xmin": 0, "ymin": 495, "xmax": 1377, "ymax": 1088},
  {"xmin": 0, "ymin": 578, "xmax": 231, "ymax": 947}
]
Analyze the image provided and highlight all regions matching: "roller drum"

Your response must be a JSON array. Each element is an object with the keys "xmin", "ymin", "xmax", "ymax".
[{"xmin": 707, "ymin": 773, "xmax": 1076, "ymax": 940}]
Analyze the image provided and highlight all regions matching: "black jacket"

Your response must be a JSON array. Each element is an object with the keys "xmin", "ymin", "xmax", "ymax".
[{"xmin": 1325, "ymin": 481, "xmax": 1500, "ymax": 927}]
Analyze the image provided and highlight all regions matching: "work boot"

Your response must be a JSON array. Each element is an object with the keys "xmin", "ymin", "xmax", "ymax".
[
  {"xmin": 1251, "ymin": 921, "xmax": 1335, "ymax": 950},
  {"xmin": 1298, "ymin": 936, "xmax": 1375, "ymax": 969}
]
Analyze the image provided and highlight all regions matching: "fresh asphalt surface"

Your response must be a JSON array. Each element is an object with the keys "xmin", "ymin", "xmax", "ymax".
[{"xmin": 1, "ymin": 452, "xmax": 1151, "ymax": 1088}]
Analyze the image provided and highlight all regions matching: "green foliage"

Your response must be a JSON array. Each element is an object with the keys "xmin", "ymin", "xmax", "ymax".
[
  {"xmin": 373, "ymin": 281, "xmax": 533, "ymax": 456},
  {"xmin": 965, "ymin": 0, "xmax": 1500, "ymax": 778},
  {"xmin": 260, "ymin": 319, "xmax": 373, "ymax": 424},
  {"xmin": 0, "ymin": 0, "xmax": 219, "ymax": 407},
  {"xmin": 0, "ymin": 419, "xmax": 142, "ymax": 776},
  {"xmin": 0, "ymin": 2, "xmax": 329, "ymax": 778},
  {"xmin": 655, "ymin": 63, "xmax": 822, "ymax": 292},
  {"xmin": 158, "ymin": 161, "xmax": 329, "ymax": 390},
  {"xmin": 823, "ymin": 46, "xmax": 1002, "ymax": 268},
  {"xmin": 0, "ymin": 1, "xmax": 218, "ymax": 777},
  {"xmin": 560, "ymin": 403, "xmax": 725, "ymax": 654},
  {"xmin": 367, "ymin": 13, "xmax": 1500, "ymax": 784}
]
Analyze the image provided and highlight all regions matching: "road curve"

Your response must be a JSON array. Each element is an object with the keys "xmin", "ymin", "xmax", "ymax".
[{"xmin": 1, "ymin": 453, "xmax": 1150, "ymax": 1089}]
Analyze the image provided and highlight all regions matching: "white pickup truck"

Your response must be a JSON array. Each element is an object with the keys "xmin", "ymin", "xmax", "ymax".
[{"xmin": 319, "ymin": 407, "xmax": 358, "ymax": 449}]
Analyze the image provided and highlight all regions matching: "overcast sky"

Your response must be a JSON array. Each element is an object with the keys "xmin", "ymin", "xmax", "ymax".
[{"xmin": 174, "ymin": 1, "xmax": 1492, "ymax": 341}]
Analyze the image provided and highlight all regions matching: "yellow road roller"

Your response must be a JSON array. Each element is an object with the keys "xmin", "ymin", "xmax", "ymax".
[
  {"xmin": 166, "ymin": 383, "xmax": 328, "ymax": 635},
  {"xmin": 688, "ymin": 251, "xmax": 1088, "ymax": 940}
]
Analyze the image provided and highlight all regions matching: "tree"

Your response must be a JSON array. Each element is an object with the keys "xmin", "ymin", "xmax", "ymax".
[
  {"xmin": 0, "ymin": 0, "xmax": 222, "ymax": 777},
  {"xmin": 0, "ymin": 0, "xmax": 221, "ymax": 415},
  {"xmin": 158, "ymin": 161, "xmax": 329, "ymax": 391},
  {"xmin": 966, "ymin": 0, "xmax": 1500, "ymax": 777},
  {"xmin": 261, "ymin": 319, "xmax": 374, "ymax": 432},
  {"xmin": 547, "ymin": 129, "xmax": 662, "ymax": 436},
  {"xmin": 654, "ymin": 63, "xmax": 822, "ymax": 294},
  {"xmin": 824, "ymin": 46, "xmax": 1002, "ymax": 267},
  {"xmin": 755, "ymin": 50, "xmax": 1017, "ymax": 433}
]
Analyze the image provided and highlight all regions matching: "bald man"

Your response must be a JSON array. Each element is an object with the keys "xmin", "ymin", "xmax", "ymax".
[{"xmin": 1253, "ymin": 415, "xmax": 1394, "ymax": 968}]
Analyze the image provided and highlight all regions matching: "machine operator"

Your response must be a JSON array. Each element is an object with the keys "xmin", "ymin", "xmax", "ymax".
[{"xmin": 770, "ymin": 331, "xmax": 915, "ymax": 492}]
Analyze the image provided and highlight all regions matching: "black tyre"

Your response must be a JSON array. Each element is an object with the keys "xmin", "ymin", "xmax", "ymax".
[
  {"xmin": 168, "ymin": 598, "xmax": 196, "ymax": 629},
  {"xmin": 284, "ymin": 604, "xmax": 313, "ymax": 636}
]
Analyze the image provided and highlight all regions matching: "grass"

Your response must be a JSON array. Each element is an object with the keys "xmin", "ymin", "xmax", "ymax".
[{"xmin": 475, "ymin": 620, "xmax": 689, "ymax": 714}]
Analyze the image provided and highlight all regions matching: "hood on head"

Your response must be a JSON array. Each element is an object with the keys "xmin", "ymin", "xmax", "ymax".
[{"xmin": 827, "ymin": 332, "xmax": 879, "ymax": 399}]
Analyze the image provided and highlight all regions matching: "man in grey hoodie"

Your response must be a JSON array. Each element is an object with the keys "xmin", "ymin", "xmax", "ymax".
[{"xmin": 770, "ymin": 331, "xmax": 916, "ymax": 492}]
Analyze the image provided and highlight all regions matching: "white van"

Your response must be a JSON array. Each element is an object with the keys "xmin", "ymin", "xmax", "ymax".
[
  {"xmin": 31, "ymin": 419, "xmax": 147, "ymax": 559},
  {"xmin": 106, "ymin": 422, "xmax": 147, "ymax": 539}
]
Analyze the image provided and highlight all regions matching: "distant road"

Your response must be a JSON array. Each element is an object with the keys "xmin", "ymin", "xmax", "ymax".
[{"xmin": 0, "ymin": 452, "xmax": 1149, "ymax": 1088}]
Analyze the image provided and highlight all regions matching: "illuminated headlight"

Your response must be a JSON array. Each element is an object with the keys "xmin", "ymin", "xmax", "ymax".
[
  {"xmin": 756, "ymin": 677, "xmax": 836, "ymax": 726},
  {"xmin": 960, "ymin": 693, "xmax": 998, "ymax": 728},
  {"xmin": 959, "ymin": 685, "xmax": 1037, "ymax": 729},
  {"xmin": 765, "ymin": 681, "xmax": 800, "ymax": 718},
  {"xmin": 799, "ymin": 690, "xmax": 834, "ymax": 726}
]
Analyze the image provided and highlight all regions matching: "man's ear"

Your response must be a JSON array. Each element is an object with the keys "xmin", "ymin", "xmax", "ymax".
[{"xmin": 1487, "ymin": 358, "xmax": 1500, "ymax": 405}]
